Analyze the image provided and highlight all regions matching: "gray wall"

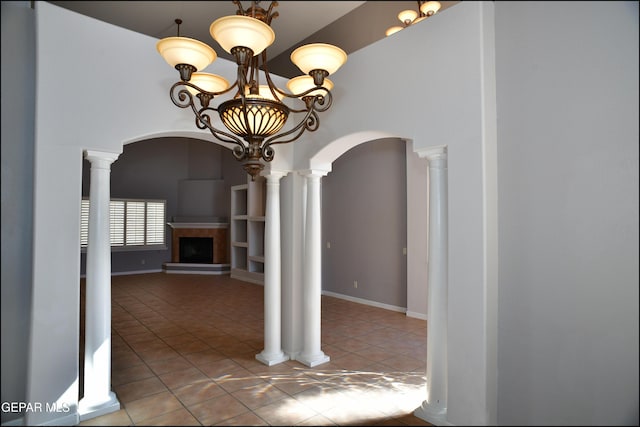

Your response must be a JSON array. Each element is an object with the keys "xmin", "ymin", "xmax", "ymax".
[
  {"xmin": 322, "ymin": 138, "xmax": 407, "ymax": 308},
  {"xmin": 495, "ymin": 2, "xmax": 639, "ymax": 424},
  {"xmin": 80, "ymin": 138, "xmax": 247, "ymax": 274},
  {"xmin": 1, "ymin": 2, "xmax": 34, "ymax": 423}
]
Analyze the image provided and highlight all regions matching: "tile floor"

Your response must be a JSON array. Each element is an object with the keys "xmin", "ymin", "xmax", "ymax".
[{"xmin": 79, "ymin": 273, "xmax": 432, "ymax": 426}]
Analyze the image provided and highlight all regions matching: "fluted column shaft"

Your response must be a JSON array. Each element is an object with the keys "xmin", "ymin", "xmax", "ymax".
[
  {"xmin": 256, "ymin": 172, "xmax": 289, "ymax": 366},
  {"xmin": 79, "ymin": 150, "xmax": 120, "ymax": 421},
  {"xmin": 415, "ymin": 147, "xmax": 448, "ymax": 424},
  {"xmin": 296, "ymin": 170, "xmax": 330, "ymax": 367}
]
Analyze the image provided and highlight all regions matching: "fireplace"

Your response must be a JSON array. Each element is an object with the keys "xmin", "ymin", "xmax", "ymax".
[
  {"xmin": 179, "ymin": 237, "xmax": 213, "ymax": 264},
  {"xmin": 164, "ymin": 221, "xmax": 230, "ymax": 274}
]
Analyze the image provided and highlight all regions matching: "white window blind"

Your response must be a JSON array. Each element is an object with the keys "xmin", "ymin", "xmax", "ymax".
[
  {"xmin": 110, "ymin": 200, "xmax": 125, "ymax": 246},
  {"xmin": 126, "ymin": 201, "xmax": 146, "ymax": 246},
  {"xmin": 146, "ymin": 202, "xmax": 166, "ymax": 245},
  {"xmin": 80, "ymin": 198, "xmax": 166, "ymax": 249},
  {"xmin": 80, "ymin": 199, "xmax": 90, "ymax": 247}
]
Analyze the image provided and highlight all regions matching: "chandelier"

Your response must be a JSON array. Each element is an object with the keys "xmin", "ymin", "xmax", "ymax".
[
  {"xmin": 385, "ymin": 1, "xmax": 441, "ymax": 37},
  {"xmin": 156, "ymin": 1, "xmax": 347, "ymax": 179}
]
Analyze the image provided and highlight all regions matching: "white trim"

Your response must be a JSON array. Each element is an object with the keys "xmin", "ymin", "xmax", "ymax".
[
  {"xmin": 111, "ymin": 269, "xmax": 163, "ymax": 276},
  {"xmin": 415, "ymin": 144, "xmax": 447, "ymax": 160},
  {"xmin": 81, "ymin": 245, "xmax": 168, "ymax": 254},
  {"xmin": 406, "ymin": 310, "xmax": 428, "ymax": 320},
  {"xmin": 414, "ymin": 406, "xmax": 457, "ymax": 426},
  {"xmin": 321, "ymin": 290, "xmax": 406, "ymax": 313},
  {"xmin": 81, "ymin": 269, "xmax": 164, "ymax": 278},
  {"xmin": 167, "ymin": 222, "xmax": 228, "ymax": 229}
]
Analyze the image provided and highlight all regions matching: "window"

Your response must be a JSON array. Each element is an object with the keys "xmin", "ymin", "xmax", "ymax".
[{"xmin": 80, "ymin": 198, "xmax": 166, "ymax": 250}]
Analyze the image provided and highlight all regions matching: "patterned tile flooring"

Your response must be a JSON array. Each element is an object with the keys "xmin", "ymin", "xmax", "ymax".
[{"xmin": 79, "ymin": 273, "xmax": 432, "ymax": 426}]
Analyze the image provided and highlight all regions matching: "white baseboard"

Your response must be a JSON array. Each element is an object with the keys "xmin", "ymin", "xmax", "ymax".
[
  {"xmin": 406, "ymin": 310, "xmax": 428, "ymax": 320},
  {"xmin": 321, "ymin": 290, "xmax": 406, "ymax": 313},
  {"xmin": 112, "ymin": 269, "xmax": 163, "ymax": 276},
  {"xmin": 80, "ymin": 269, "xmax": 163, "ymax": 279}
]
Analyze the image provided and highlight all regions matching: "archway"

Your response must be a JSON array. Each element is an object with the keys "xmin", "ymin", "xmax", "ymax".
[
  {"xmin": 297, "ymin": 131, "xmax": 448, "ymax": 423},
  {"xmin": 78, "ymin": 133, "xmax": 246, "ymax": 420}
]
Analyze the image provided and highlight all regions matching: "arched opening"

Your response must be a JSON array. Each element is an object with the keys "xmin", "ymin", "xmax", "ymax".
[
  {"xmin": 321, "ymin": 138, "xmax": 408, "ymax": 311},
  {"xmin": 78, "ymin": 135, "xmax": 248, "ymax": 402},
  {"xmin": 301, "ymin": 130, "xmax": 430, "ymax": 322}
]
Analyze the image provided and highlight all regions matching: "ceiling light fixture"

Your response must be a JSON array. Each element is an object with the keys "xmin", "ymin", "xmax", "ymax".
[
  {"xmin": 385, "ymin": 1, "xmax": 441, "ymax": 37},
  {"xmin": 157, "ymin": 1, "xmax": 347, "ymax": 179}
]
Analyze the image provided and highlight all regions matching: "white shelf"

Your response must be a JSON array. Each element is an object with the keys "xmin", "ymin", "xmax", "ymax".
[{"xmin": 230, "ymin": 176, "xmax": 266, "ymax": 284}]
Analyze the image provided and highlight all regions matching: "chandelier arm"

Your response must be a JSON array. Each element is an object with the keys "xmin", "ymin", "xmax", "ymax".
[
  {"xmin": 260, "ymin": 49, "xmax": 292, "ymax": 102},
  {"xmin": 169, "ymin": 82, "xmax": 248, "ymax": 157},
  {"xmin": 193, "ymin": 80, "xmax": 239, "ymax": 98},
  {"xmin": 233, "ymin": 0, "xmax": 245, "ymax": 15},
  {"xmin": 170, "ymin": 81, "xmax": 239, "ymax": 107},
  {"xmin": 282, "ymin": 90, "xmax": 333, "ymax": 115},
  {"xmin": 311, "ymin": 90, "xmax": 333, "ymax": 113},
  {"xmin": 169, "ymin": 81, "xmax": 198, "ymax": 109},
  {"xmin": 263, "ymin": 108, "xmax": 319, "ymax": 147},
  {"xmin": 234, "ymin": 62, "xmax": 257, "ymax": 141},
  {"xmin": 259, "ymin": 50, "xmax": 284, "ymax": 101},
  {"xmin": 249, "ymin": 54, "xmax": 259, "ymax": 89},
  {"xmin": 194, "ymin": 107, "xmax": 244, "ymax": 144}
]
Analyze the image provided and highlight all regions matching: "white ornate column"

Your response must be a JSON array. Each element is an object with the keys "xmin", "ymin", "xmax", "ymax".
[
  {"xmin": 79, "ymin": 150, "xmax": 120, "ymax": 421},
  {"xmin": 296, "ymin": 170, "xmax": 330, "ymax": 367},
  {"xmin": 414, "ymin": 146, "xmax": 448, "ymax": 424},
  {"xmin": 257, "ymin": 171, "xmax": 290, "ymax": 366}
]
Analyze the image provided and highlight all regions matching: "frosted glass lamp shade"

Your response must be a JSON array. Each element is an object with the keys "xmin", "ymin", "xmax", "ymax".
[
  {"xmin": 187, "ymin": 72, "xmax": 230, "ymax": 95},
  {"xmin": 256, "ymin": 85, "xmax": 284, "ymax": 101},
  {"xmin": 385, "ymin": 26, "xmax": 404, "ymax": 37},
  {"xmin": 420, "ymin": 1, "xmax": 442, "ymax": 16},
  {"xmin": 210, "ymin": 15, "xmax": 275, "ymax": 55},
  {"xmin": 287, "ymin": 76, "xmax": 333, "ymax": 98},
  {"xmin": 219, "ymin": 99, "xmax": 289, "ymax": 138},
  {"xmin": 156, "ymin": 37, "xmax": 216, "ymax": 71},
  {"xmin": 398, "ymin": 9, "xmax": 418, "ymax": 24},
  {"xmin": 290, "ymin": 43, "xmax": 347, "ymax": 76}
]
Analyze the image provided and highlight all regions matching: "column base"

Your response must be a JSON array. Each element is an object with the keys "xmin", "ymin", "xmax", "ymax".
[
  {"xmin": 295, "ymin": 351, "xmax": 330, "ymax": 367},
  {"xmin": 413, "ymin": 400, "xmax": 449, "ymax": 426},
  {"xmin": 256, "ymin": 351, "xmax": 289, "ymax": 366},
  {"xmin": 78, "ymin": 391, "xmax": 120, "ymax": 422}
]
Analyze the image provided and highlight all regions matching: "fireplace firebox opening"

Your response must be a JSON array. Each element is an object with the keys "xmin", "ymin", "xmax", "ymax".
[{"xmin": 179, "ymin": 237, "xmax": 213, "ymax": 264}]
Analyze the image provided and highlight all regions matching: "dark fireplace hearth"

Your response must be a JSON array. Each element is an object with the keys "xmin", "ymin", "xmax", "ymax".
[{"xmin": 179, "ymin": 237, "xmax": 213, "ymax": 264}]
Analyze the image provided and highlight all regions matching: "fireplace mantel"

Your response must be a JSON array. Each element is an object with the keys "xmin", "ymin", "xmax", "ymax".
[
  {"xmin": 167, "ymin": 222, "xmax": 228, "ymax": 229},
  {"xmin": 167, "ymin": 223, "xmax": 229, "ymax": 267}
]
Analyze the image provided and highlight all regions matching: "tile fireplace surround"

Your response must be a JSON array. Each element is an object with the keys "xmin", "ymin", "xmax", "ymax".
[{"xmin": 165, "ymin": 221, "xmax": 230, "ymax": 274}]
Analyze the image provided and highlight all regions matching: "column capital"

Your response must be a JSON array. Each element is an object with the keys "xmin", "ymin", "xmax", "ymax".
[
  {"xmin": 299, "ymin": 169, "xmax": 329, "ymax": 179},
  {"xmin": 84, "ymin": 150, "xmax": 120, "ymax": 168},
  {"xmin": 416, "ymin": 145, "xmax": 447, "ymax": 162},
  {"xmin": 264, "ymin": 170, "xmax": 288, "ymax": 182}
]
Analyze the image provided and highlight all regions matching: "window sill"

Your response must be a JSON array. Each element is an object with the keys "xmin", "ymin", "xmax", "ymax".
[{"xmin": 81, "ymin": 245, "xmax": 167, "ymax": 254}]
